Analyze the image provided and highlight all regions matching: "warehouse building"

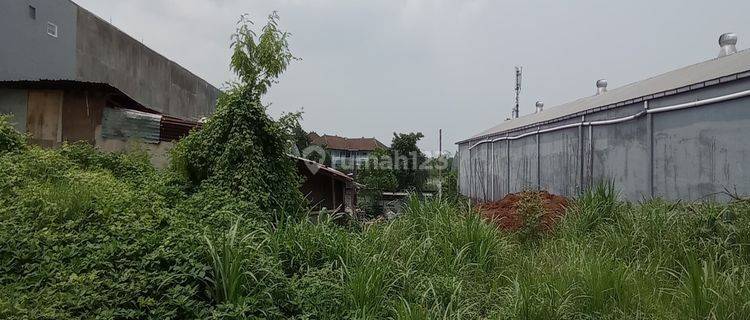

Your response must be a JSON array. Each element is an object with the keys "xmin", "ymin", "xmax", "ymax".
[
  {"xmin": 0, "ymin": 0, "xmax": 220, "ymax": 165},
  {"xmin": 457, "ymin": 33, "xmax": 750, "ymax": 202}
]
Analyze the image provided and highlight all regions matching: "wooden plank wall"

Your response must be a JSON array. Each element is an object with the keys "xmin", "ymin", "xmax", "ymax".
[{"xmin": 26, "ymin": 90, "xmax": 63, "ymax": 147}]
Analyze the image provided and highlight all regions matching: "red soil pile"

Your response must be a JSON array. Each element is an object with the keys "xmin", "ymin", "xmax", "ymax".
[{"xmin": 477, "ymin": 191, "xmax": 569, "ymax": 232}]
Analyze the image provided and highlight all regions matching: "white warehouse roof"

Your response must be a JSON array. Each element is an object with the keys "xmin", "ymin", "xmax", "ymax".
[{"xmin": 460, "ymin": 48, "xmax": 750, "ymax": 144}]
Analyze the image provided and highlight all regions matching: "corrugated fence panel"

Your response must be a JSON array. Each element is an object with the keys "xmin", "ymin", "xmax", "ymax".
[
  {"xmin": 101, "ymin": 107, "xmax": 162, "ymax": 144},
  {"xmin": 469, "ymin": 144, "xmax": 486, "ymax": 200},
  {"xmin": 458, "ymin": 144, "xmax": 470, "ymax": 197},
  {"xmin": 508, "ymin": 134, "xmax": 538, "ymax": 193},
  {"xmin": 491, "ymin": 140, "xmax": 509, "ymax": 201},
  {"xmin": 539, "ymin": 127, "xmax": 581, "ymax": 198}
]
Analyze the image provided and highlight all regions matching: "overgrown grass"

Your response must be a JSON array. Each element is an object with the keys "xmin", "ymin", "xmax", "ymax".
[{"xmin": 2, "ymin": 112, "xmax": 750, "ymax": 318}]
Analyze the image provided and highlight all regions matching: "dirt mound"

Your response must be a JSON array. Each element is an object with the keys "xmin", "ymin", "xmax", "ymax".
[{"xmin": 477, "ymin": 191, "xmax": 569, "ymax": 232}]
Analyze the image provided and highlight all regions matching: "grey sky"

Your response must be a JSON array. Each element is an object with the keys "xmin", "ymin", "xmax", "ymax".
[{"xmin": 74, "ymin": 0, "xmax": 750, "ymax": 154}]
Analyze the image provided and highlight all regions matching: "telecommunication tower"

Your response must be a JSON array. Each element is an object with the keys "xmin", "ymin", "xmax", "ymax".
[{"xmin": 513, "ymin": 66, "xmax": 522, "ymax": 119}]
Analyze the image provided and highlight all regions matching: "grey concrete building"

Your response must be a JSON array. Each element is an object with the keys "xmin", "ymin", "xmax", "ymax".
[
  {"xmin": 0, "ymin": 0, "xmax": 220, "ymax": 164},
  {"xmin": 457, "ymin": 33, "xmax": 750, "ymax": 202}
]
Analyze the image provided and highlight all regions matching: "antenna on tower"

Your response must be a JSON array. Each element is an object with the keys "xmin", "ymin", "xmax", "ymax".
[{"xmin": 513, "ymin": 66, "xmax": 522, "ymax": 119}]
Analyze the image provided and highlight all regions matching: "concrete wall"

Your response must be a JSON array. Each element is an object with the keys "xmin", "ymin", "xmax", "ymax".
[
  {"xmin": 459, "ymin": 77, "xmax": 750, "ymax": 202},
  {"xmin": 96, "ymin": 134, "xmax": 175, "ymax": 169},
  {"xmin": 0, "ymin": 0, "xmax": 78, "ymax": 81},
  {"xmin": 0, "ymin": 1, "xmax": 220, "ymax": 121},
  {"xmin": 589, "ymin": 103, "xmax": 649, "ymax": 201},
  {"xmin": 509, "ymin": 134, "xmax": 539, "ymax": 194},
  {"xmin": 0, "ymin": 89, "xmax": 29, "ymax": 132},
  {"xmin": 540, "ymin": 125, "xmax": 580, "ymax": 197},
  {"xmin": 75, "ymin": 8, "xmax": 219, "ymax": 120}
]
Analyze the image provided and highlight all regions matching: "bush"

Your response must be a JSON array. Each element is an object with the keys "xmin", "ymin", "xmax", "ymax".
[
  {"xmin": 171, "ymin": 13, "xmax": 304, "ymax": 221},
  {"xmin": 0, "ymin": 146, "xmax": 213, "ymax": 319},
  {"xmin": 516, "ymin": 190, "xmax": 546, "ymax": 242},
  {"xmin": 357, "ymin": 148, "xmax": 398, "ymax": 216},
  {"xmin": 0, "ymin": 115, "xmax": 26, "ymax": 154},
  {"xmin": 559, "ymin": 180, "xmax": 621, "ymax": 237},
  {"xmin": 440, "ymin": 170, "xmax": 461, "ymax": 202}
]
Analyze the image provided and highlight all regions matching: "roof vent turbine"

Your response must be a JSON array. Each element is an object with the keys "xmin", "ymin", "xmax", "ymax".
[
  {"xmin": 535, "ymin": 101, "xmax": 544, "ymax": 113},
  {"xmin": 718, "ymin": 33, "xmax": 738, "ymax": 57},
  {"xmin": 596, "ymin": 79, "xmax": 608, "ymax": 95}
]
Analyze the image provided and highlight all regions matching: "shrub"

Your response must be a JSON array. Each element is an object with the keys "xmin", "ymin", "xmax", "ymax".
[
  {"xmin": 0, "ymin": 147, "xmax": 213, "ymax": 319},
  {"xmin": 289, "ymin": 266, "xmax": 347, "ymax": 319},
  {"xmin": 440, "ymin": 170, "xmax": 461, "ymax": 202},
  {"xmin": 171, "ymin": 13, "xmax": 304, "ymax": 222},
  {"xmin": 559, "ymin": 180, "xmax": 621, "ymax": 237},
  {"xmin": 0, "ymin": 115, "xmax": 26, "ymax": 154},
  {"xmin": 517, "ymin": 190, "xmax": 546, "ymax": 242},
  {"xmin": 4, "ymin": 141, "xmax": 750, "ymax": 320}
]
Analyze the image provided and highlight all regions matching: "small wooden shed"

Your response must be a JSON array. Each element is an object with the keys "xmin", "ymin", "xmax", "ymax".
[{"xmin": 293, "ymin": 156, "xmax": 358, "ymax": 213}]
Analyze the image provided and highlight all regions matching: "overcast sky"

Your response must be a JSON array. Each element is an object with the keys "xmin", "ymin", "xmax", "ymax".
[{"xmin": 74, "ymin": 0, "xmax": 750, "ymax": 153}]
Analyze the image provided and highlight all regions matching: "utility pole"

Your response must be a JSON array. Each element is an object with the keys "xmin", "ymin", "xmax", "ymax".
[
  {"xmin": 514, "ymin": 66, "xmax": 522, "ymax": 119},
  {"xmin": 438, "ymin": 129, "xmax": 443, "ymax": 199}
]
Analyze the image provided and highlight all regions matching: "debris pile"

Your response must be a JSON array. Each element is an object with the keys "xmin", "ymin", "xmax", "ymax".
[{"xmin": 478, "ymin": 191, "xmax": 569, "ymax": 232}]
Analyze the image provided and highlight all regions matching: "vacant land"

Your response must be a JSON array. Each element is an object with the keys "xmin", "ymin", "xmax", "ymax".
[{"xmin": 2, "ymin": 118, "xmax": 749, "ymax": 319}]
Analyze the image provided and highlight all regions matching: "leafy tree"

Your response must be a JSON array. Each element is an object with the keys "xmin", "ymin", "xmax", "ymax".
[
  {"xmin": 305, "ymin": 147, "xmax": 332, "ymax": 167},
  {"xmin": 358, "ymin": 148, "xmax": 398, "ymax": 191},
  {"xmin": 291, "ymin": 121, "xmax": 309, "ymax": 155},
  {"xmin": 277, "ymin": 111, "xmax": 307, "ymax": 156},
  {"xmin": 390, "ymin": 132, "xmax": 427, "ymax": 191},
  {"xmin": 357, "ymin": 148, "xmax": 398, "ymax": 215},
  {"xmin": 172, "ymin": 13, "xmax": 304, "ymax": 219},
  {"xmin": 422, "ymin": 154, "xmax": 453, "ymax": 193},
  {"xmin": 440, "ymin": 170, "xmax": 460, "ymax": 201}
]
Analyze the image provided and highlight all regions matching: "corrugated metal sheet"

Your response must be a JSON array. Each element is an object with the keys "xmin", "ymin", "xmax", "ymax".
[
  {"xmin": 460, "ymin": 49, "xmax": 750, "ymax": 144},
  {"xmin": 101, "ymin": 107, "xmax": 162, "ymax": 144},
  {"xmin": 291, "ymin": 155, "xmax": 354, "ymax": 182},
  {"xmin": 160, "ymin": 115, "xmax": 199, "ymax": 142}
]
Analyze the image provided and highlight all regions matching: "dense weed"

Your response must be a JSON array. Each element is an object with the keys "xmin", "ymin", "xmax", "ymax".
[
  {"xmin": 3, "ymin": 137, "xmax": 750, "ymax": 318},
  {"xmin": 517, "ymin": 190, "xmax": 547, "ymax": 242}
]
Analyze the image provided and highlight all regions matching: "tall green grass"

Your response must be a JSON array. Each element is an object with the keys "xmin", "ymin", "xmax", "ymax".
[
  {"xmin": 235, "ymin": 187, "xmax": 750, "ymax": 319},
  {"xmin": 4, "ymin": 138, "xmax": 750, "ymax": 319},
  {"xmin": 204, "ymin": 220, "xmax": 261, "ymax": 304}
]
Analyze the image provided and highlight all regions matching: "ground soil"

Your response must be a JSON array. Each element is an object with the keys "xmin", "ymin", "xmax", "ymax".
[{"xmin": 477, "ymin": 191, "xmax": 569, "ymax": 232}]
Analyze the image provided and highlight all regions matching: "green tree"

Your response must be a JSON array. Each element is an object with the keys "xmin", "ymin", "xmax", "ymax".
[
  {"xmin": 307, "ymin": 147, "xmax": 332, "ymax": 167},
  {"xmin": 422, "ymin": 154, "xmax": 453, "ymax": 193},
  {"xmin": 390, "ymin": 132, "xmax": 427, "ymax": 191},
  {"xmin": 357, "ymin": 148, "xmax": 398, "ymax": 215},
  {"xmin": 289, "ymin": 118, "xmax": 309, "ymax": 156},
  {"xmin": 172, "ymin": 13, "xmax": 304, "ymax": 219},
  {"xmin": 358, "ymin": 148, "xmax": 398, "ymax": 191}
]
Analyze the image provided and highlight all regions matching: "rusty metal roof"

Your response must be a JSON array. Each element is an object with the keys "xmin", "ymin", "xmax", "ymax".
[
  {"xmin": 101, "ymin": 107, "xmax": 162, "ymax": 144},
  {"xmin": 160, "ymin": 115, "xmax": 200, "ymax": 142},
  {"xmin": 291, "ymin": 155, "xmax": 354, "ymax": 182}
]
